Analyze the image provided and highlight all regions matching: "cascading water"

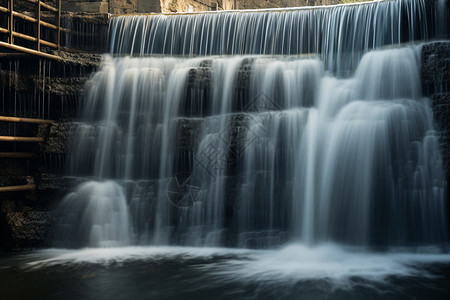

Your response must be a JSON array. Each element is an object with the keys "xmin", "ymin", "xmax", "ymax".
[
  {"xmin": 108, "ymin": 0, "xmax": 444, "ymax": 75},
  {"xmin": 56, "ymin": 0, "xmax": 448, "ymax": 251}
]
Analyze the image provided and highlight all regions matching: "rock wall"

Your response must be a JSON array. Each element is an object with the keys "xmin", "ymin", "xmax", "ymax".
[
  {"xmin": 62, "ymin": 0, "xmax": 161, "ymax": 13},
  {"xmin": 422, "ymin": 41, "xmax": 450, "ymax": 235}
]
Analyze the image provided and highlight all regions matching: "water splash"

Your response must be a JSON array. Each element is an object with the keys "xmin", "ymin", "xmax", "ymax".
[{"xmin": 56, "ymin": 181, "xmax": 131, "ymax": 248}]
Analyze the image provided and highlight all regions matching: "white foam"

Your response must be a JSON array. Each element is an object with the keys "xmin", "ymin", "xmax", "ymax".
[{"xmin": 25, "ymin": 243, "xmax": 450, "ymax": 290}]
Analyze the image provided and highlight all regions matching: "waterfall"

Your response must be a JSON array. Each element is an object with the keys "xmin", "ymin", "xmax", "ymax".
[
  {"xmin": 108, "ymin": 0, "xmax": 442, "ymax": 75},
  {"xmin": 57, "ymin": 0, "xmax": 448, "ymax": 249}
]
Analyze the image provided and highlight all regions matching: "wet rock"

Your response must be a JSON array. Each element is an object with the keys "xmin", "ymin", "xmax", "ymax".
[{"xmin": 422, "ymin": 41, "xmax": 450, "ymax": 96}]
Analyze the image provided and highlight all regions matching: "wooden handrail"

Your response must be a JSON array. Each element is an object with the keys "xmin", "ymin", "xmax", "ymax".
[
  {"xmin": 0, "ymin": 184, "xmax": 37, "ymax": 192},
  {"xmin": 0, "ymin": 0, "xmax": 65, "ymax": 58},
  {"xmin": 0, "ymin": 116, "xmax": 54, "ymax": 124},
  {"xmin": 26, "ymin": 0, "xmax": 58, "ymax": 13},
  {"xmin": 13, "ymin": 31, "xmax": 38, "ymax": 43},
  {"xmin": 0, "ymin": 6, "xmax": 58, "ymax": 29},
  {"xmin": 0, "ymin": 28, "xmax": 61, "ymax": 49},
  {"xmin": 0, "ymin": 41, "xmax": 63, "ymax": 60},
  {"xmin": 0, "ymin": 152, "xmax": 37, "ymax": 158},
  {"xmin": 0, "ymin": 136, "xmax": 44, "ymax": 143}
]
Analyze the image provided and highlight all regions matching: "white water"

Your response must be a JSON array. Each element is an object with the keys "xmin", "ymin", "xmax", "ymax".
[
  {"xmin": 57, "ymin": 0, "xmax": 448, "ymax": 251},
  {"xmin": 19, "ymin": 244, "xmax": 450, "ymax": 290},
  {"xmin": 108, "ymin": 0, "xmax": 441, "ymax": 75},
  {"xmin": 59, "ymin": 45, "xmax": 447, "ymax": 249}
]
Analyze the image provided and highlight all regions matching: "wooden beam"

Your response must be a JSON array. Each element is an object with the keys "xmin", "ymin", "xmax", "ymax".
[
  {"xmin": 57, "ymin": 0, "xmax": 61, "ymax": 48},
  {"xmin": 13, "ymin": 31, "xmax": 37, "ymax": 42},
  {"xmin": 26, "ymin": 0, "xmax": 58, "ymax": 13},
  {"xmin": 2, "ymin": 31, "xmax": 59, "ymax": 49},
  {"xmin": 40, "ymin": 19, "xmax": 58, "ymax": 30},
  {"xmin": 0, "ymin": 8, "xmax": 59, "ymax": 31},
  {"xmin": 0, "ymin": 152, "xmax": 37, "ymax": 158},
  {"xmin": 9, "ymin": 0, "xmax": 13, "ymax": 44},
  {"xmin": 40, "ymin": 38, "xmax": 58, "ymax": 48},
  {"xmin": 0, "ymin": 53, "xmax": 29, "ymax": 57},
  {"xmin": 0, "ymin": 136, "xmax": 44, "ymax": 143},
  {"xmin": 0, "ymin": 41, "xmax": 62, "ymax": 61},
  {"xmin": 0, "ymin": 116, "xmax": 54, "ymax": 124},
  {"xmin": 0, "ymin": 184, "xmax": 36, "ymax": 193},
  {"xmin": 41, "ymin": 1, "xmax": 58, "ymax": 13},
  {"xmin": 37, "ymin": 0, "xmax": 41, "ymax": 51}
]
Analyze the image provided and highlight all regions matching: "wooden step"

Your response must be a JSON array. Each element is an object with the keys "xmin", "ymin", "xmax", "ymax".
[
  {"xmin": 0, "ymin": 184, "xmax": 36, "ymax": 193},
  {"xmin": 0, "ymin": 136, "xmax": 44, "ymax": 143},
  {"xmin": 0, "ymin": 152, "xmax": 37, "ymax": 158}
]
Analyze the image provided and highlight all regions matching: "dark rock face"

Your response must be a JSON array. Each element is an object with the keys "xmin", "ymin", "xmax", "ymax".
[
  {"xmin": 423, "ymin": 42, "xmax": 450, "ymax": 173},
  {"xmin": 422, "ymin": 41, "xmax": 450, "ymax": 236},
  {"xmin": 0, "ymin": 211, "xmax": 56, "ymax": 250},
  {"xmin": 422, "ymin": 42, "xmax": 450, "ymax": 96}
]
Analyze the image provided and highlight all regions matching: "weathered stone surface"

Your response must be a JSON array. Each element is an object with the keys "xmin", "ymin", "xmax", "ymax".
[
  {"xmin": 62, "ymin": 0, "xmax": 161, "ymax": 14},
  {"xmin": 422, "ymin": 42, "xmax": 450, "ymax": 173},
  {"xmin": 430, "ymin": 93, "xmax": 450, "ymax": 172},
  {"xmin": 0, "ymin": 211, "xmax": 56, "ymax": 250},
  {"xmin": 161, "ymin": 0, "xmax": 362, "ymax": 13},
  {"xmin": 422, "ymin": 41, "xmax": 450, "ymax": 236},
  {"xmin": 37, "ymin": 174, "xmax": 75, "ymax": 191},
  {"xmin": 40, "ymin": 123, "xmax": 71, "ymax": 154},
  {"xmin": 422, "ymin": 42, "xmax": 450, "ymax": 96}
]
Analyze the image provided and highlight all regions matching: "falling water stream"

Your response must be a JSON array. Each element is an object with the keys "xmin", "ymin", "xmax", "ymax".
[{"xmin": 2, "ymin": 0, "xmax": 450, "ymax": 299}]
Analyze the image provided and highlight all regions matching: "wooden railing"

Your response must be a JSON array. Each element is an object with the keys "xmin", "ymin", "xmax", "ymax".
[
  {"xmin": 0, "ymin": 0, "xmax": 63, "ymax": 60},
  {"xmin": 0, "ymin": 115, "xmax": 54, "ymax": 193}
]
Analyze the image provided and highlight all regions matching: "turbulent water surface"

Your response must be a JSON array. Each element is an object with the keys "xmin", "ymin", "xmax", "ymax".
[{"xmin": 1, "ymin": 245, "xmax": 450, "ymax": 299}]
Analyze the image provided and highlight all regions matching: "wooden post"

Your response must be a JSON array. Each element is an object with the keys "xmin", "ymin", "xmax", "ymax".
[
  {"xmin": 57, "ymin": 0, "xmax": 61, "ymax": 48},
  {"xmin": 9, "ymin": 0, "xmax": 13, "ymax": 44},
  {"xmin": 37, "ymin": 0, "xmax": 41, "ymax": 51}
]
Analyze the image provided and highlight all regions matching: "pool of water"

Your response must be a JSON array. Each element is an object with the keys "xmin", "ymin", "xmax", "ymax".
[{"xmin": 1, "ymin": 244, "xmax": 450, "ymax": 299}]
